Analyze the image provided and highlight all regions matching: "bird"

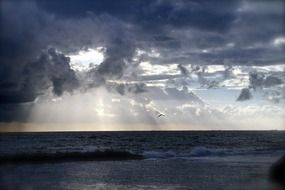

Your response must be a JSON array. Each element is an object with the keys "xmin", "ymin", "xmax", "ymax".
[{"xmin": 157, "ymin": 113, "xmax": 165, "ymax": 118}]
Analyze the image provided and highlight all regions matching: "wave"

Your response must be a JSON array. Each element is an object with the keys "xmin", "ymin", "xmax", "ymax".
[
  {"xmin": 0, "ymin": 150, "xmax": 144, "ymax": 164},
  {"xmin": 142, "ymin": 147, "xmax": 232, "ymax": 159},
  {"xmin": 142, "ymin": 146, "xmax": 285, "ymax": 160},
  {"xmin": 142, "ymin": 150, "xmax": 177, "ymax": 159},
  {"xmin": 189, "ymin": 146, "xmax": 228, "ymax": 157},
  {"xmin": 2, "ymin": 147, "xmax": 284, "ymax": 163}
]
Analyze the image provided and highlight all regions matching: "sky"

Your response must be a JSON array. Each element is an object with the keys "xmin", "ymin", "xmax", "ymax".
[{"xmin": 0, "ymin": 0, "xmax": 284, "ymax": 131}]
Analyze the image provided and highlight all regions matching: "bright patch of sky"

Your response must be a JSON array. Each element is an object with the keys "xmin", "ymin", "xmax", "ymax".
[
  {"xmin": 139, "ymin": 62, "xmax": 179, "ymax": 76},
  {"xmin": 69, "ymin": 47, "xmax": 105, "ymax": 71},
  {"xmin": 273, "ymin": 37, "xmax": 285, "ymax": 46}
]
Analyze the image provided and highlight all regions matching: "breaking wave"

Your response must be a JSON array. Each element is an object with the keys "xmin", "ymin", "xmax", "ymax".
[
  {"xmin": 2, "ymin": 147, "xmax": 284, "ymax": 163},
  {"xmin": 142, "ymin": 146, "xmax": 285, "ymax": 160},
  {"xmin": 0, "ymin": 150, "xmax": 143, "ymax": 163}
]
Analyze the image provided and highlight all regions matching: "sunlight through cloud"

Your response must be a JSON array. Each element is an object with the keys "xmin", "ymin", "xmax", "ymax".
[{"xmin": 69, "ymin": 47, "xmax": 105, "ymax": 71}]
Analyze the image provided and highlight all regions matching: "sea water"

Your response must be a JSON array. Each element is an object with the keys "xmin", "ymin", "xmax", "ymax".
[{"xmin": 0, "ymin": 131, "xmax": 284, "ymax": 190}]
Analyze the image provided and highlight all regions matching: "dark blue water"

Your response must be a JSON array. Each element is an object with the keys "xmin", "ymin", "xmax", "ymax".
[
  {"xmin": 1, "ymin": 131, "xmax": 284, "ymax": 161},
  {"xmin": 1, "ymin": 131, "xmax": 284, "ymax": 190}
]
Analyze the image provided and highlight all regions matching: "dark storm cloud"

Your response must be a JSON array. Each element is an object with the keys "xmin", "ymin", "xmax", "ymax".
[
  {"xmin": 236, "ymin": 88, "xmax": 252, "ymax": 101},
  {"xmin": 263, "ymin": 76, "xmax": 282, "ymax": 88},
  {"xmin": 0, "ymin": 92, "xmax": 37, "ymax": 104},
  {"xmin": 96, "ymin": 32, "xmax": 136, "ymax": 80},
  {"xmin": 0, "ymin": 1, "xmax": 50, "ymax": 63},
  {"xmin": 37, "ymin": 0, "xmax": 238, "ymax": 32},
  {"xmin": 224, "ymin": 66, "xmax": 233, "ymax": 79},
  {"xmin": 0, "ymin": 1, "xmax": 133, "ymax": 107},
  {"xmin": 249, "ymin": 72, "xmax": 265, "ymax": 90},
  {"xmin": 249, "ymin": 72, "xmax": 283, "ymax": 90},
  {"xmin": 0, "ymin": 104, "xmax": 33, "ymax": 122},
  {"xmin": 177, "ymin": 64, "xmax": 189, "ymax": 76},
  {"xmin": 106, "ymin": 82, "xmax": 147, "ymax": 96},
  {"xmin": 0, "ymin": 1, "xmax": 53, "ymax": 106},
  {"xmin": 0, "ymin": 0, "xmax": 284, "ymax": 122},
  {"xmin": 0, "ymin": 47, "xmax": 79, "ymax": 121},
  {"xmin": 140, "ymin": 0, "xmax": 284, "ymax": 66},
  {"xmin": 22, "ymin": 48, "xmax": 79, "ymax": 97},
  {"xmin": 1, "ymin": 0, "xmax": 283, "ymax": 70}
]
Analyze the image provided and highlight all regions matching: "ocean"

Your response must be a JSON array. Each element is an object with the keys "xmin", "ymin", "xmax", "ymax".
[{"xmin": 0, "ymin": 131, "xmax": 284, "ymax": 190}]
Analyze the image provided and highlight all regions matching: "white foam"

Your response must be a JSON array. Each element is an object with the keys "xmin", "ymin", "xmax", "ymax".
[{"xmin": 142, "ymin": 146, "xmax": 285, "ymax": 160}]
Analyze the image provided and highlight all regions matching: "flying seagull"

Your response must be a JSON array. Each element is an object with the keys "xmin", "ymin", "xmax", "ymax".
[{"xmin": 157, "ymin": 113, "xmax": 165, "ymax": 118}]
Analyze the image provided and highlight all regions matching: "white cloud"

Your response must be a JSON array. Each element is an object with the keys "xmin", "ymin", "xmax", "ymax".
[
  {"xmin": 139, "ymin": 61, "xmax": 179, "ymax": 76},
  {"xmin": 69, "ymin": 48, "xmax": 105, "ymax": 71},
  {"xmin": 273, "ymin": 36, "xmax": 285, "ymax": 47}
]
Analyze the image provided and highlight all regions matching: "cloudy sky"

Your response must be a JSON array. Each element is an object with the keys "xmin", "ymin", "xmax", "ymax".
[{"xmin": 0, "ymin": 0, "xmax": 284, "ymax": 131}]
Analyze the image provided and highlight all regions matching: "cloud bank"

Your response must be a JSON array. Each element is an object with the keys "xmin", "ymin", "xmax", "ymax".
[{"xmin": 0, "ymin": 0, "xmax": 284, "ymax": 130}]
